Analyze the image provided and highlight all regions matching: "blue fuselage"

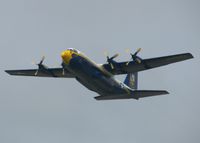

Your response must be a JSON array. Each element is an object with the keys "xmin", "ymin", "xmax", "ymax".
[{"xmin": 64, "ymin": 55, "xmax": 131, "ymax": 96}]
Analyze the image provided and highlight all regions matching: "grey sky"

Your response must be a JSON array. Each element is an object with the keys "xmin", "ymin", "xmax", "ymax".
[{"xmin": 0, "ymin": 0, "xmax": 199, "ymax": 143}]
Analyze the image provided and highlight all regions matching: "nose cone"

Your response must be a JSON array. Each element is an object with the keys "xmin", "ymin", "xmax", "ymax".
[{"xmin": 61, "ymin": 50, "xmax": 72, "ymax": 64}]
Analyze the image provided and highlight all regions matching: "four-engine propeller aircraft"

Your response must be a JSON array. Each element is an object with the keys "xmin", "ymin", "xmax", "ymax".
[{"xmin": 5, "ymin": 48, "xmax": 193, "ymax": 100}]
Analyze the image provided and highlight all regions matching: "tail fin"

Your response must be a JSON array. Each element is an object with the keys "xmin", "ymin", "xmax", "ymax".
[{"xmin": 124, "ymin": 73, "xmax": 138, "ymax": 89}]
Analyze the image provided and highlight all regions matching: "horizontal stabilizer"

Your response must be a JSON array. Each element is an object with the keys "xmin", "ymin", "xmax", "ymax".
[
  {"xmin": 95, "ymin": 90, "xmax": 169, "ymax": 100},
  {"xmin": 95, "ymin": 94, "xmax": 132, "ymax": 100},
  {"xmin": 133, "ymin": 90, "xmax": 169, "ymax": 99}
]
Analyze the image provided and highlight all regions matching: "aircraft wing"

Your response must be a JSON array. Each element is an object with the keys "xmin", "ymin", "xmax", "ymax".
[
  {"xmin": 5, "ymin": 68, "xmax": 75, "ymax": 78},
  {"xmin": 103, "ymin": 53, "xmax": 193, "ymax": 75}
]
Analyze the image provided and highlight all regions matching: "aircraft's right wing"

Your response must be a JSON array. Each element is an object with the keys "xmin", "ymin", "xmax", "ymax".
[
  {"xmin": 103, "ymin": 53, "xmax": 193, "ymax": 75},
  {"xmin": 5, "ymin": 68, "xmax": 75, "ymax": 78}
]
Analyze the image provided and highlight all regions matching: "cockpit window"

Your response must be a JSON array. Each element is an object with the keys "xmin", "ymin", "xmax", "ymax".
[
  {"xmin": 73, "ymin": 49, "xmax": 78, "ymax": 53},
  {"xmin": 68, "ymin": 48, "xmax": 79, "ymax": 53}
]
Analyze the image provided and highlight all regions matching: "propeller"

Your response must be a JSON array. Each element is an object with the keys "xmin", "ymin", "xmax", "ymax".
[
  {"xmin": 126, "ymin": 48, "xmax": 142, "ymax": 65},
  {"xmin": 32, "ymin": 56, "xmax": 46, "ymax": 76},
  {"xmin": 106, "ymin": 53, "xmax": 119, "ymax": 69},
  {"xmin": 61, "ymin": 62, "xmax": 65, "ymax": 75}
]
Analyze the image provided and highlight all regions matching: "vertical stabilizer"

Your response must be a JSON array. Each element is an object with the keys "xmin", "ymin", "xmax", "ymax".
[{"xmin": 124, "ymin": 73, "xmax": 138, "ymax": 89}]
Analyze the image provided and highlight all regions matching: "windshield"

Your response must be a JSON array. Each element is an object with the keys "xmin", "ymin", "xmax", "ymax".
[{"xmin": 67, "ymin": 48, "xmax": 80, "ymax": 53}]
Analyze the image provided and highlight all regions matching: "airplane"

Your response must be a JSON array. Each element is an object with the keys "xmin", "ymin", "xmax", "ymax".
[{"xmin": 5, "ymin": 48, "xmax": 193, "ymax": 100}]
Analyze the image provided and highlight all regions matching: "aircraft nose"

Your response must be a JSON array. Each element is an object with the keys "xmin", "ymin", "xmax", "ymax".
[{"xmin": 61, "ymin": 50, "xmax": 72, "ymax": 64}]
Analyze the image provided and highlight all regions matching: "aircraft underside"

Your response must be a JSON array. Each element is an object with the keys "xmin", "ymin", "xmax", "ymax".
[
  {"xmin": 67, "ymin": 55, "xmax": 128, "ymax": 97},
  {"xmin": 65, "ymin": 55, "xmax": 169, "ymax": 100}
]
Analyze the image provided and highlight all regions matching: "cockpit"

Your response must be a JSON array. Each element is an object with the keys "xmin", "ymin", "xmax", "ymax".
[
  {"xmin": 67, "ymin": 48, "xmax": 80, "ymax": 54},
  {"xmin": 61, "ymin": 48, "xmax": 82, "ymax": 64}
]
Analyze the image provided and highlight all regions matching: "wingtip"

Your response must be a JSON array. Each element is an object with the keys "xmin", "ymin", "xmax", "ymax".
[
  {"xmin": 5, "ymin": 70, "xmax": 13, "ymax": 75},
  {"xmin": 187, "ymin": 53, "xmax": 194, "ymax": 59},
  {"xmin": 155, "ymin": 90, "xmax": 169, "ymax": 95},
  {"xmin": 165, "ymin": 91, "xmax": 170, "ymax": 94},
  {"xmin": 94, "ymin": 96, "xmax": 101, "ymax": 101},
  {"xmin": 94, "ymin": 96, "xmax": 107, "ymax": 100},
  {"xmin": 5, "ymin": 70, "xmax": 9, "ymax": 74}
]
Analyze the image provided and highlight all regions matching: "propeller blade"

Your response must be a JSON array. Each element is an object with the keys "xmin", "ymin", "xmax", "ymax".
[
  {"xmin": 126, "ymin": 61, "xmax": 131, "ymax": 66},
  {"xmin": 137, "ymin": 48, "xmax": 142, "ymax": 53},
  {"xmin": 126, "ymin": 48, "xmax": 142, "ymax": 66},
  {"xmin": 39, "ymin": 56, "xmax": 45, "ymax": 65},
  {"xmin": 104, "ymin": 50, "xmax": 119, "ymax": 69},
  {"xmin": 125, "ymin": 48, "xmax": 130, "ymax": 54},
  {"xmin": 32, "ymin": 56, "xmax": 47, "ymax": 75},
  {"xmin": 126, "ymin": 58, "xmax": 141, "ymax": 65},
  {"xmin": 62, "ymin": 69, "xmax": 65, "ymax": 75},
  {"xmin": 104, "ymin": 50, "xmax": 109, "ymax": 57},
  {"xmin": 106, "ymin": 56, "xmax": 109, "ymax": 60},
  {"xmin": 135, "ymin": 58, "xmax": 142, "ymax": 64},
  {"xmin": 110, "ymin": 53, "xmax": 119, "ymax": 60},
  {"xmin": 110, "ymin": 63, "xmax": 114, "ymax": 69},
  {"xmin": 32, "ymin": 61, "xmax": 37, "ymax": 65},
  {"xmin": 134, "ymin": 48, "xmax": 142, "ymax": 56},
  {"xmin": 61, "ymin": 62, "xmax": 65, "ymax": 75},
  {"xmin": 34, "ymin": 70, "xmax": 39, "ymax": 76}
]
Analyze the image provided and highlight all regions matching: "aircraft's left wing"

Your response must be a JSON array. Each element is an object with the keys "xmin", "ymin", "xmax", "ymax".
[
  {"xmin": 5, "ymin": 68, "xmax": 75, "ymax": 78},
  {"xmin": 103, "ymin": 53, "xmax": 193, "ymax": 75}
]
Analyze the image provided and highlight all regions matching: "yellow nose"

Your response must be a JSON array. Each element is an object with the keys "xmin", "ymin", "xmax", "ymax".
[{"xmin": 61, "ymin": 50, "xmax": 72, "ymax": 64}]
